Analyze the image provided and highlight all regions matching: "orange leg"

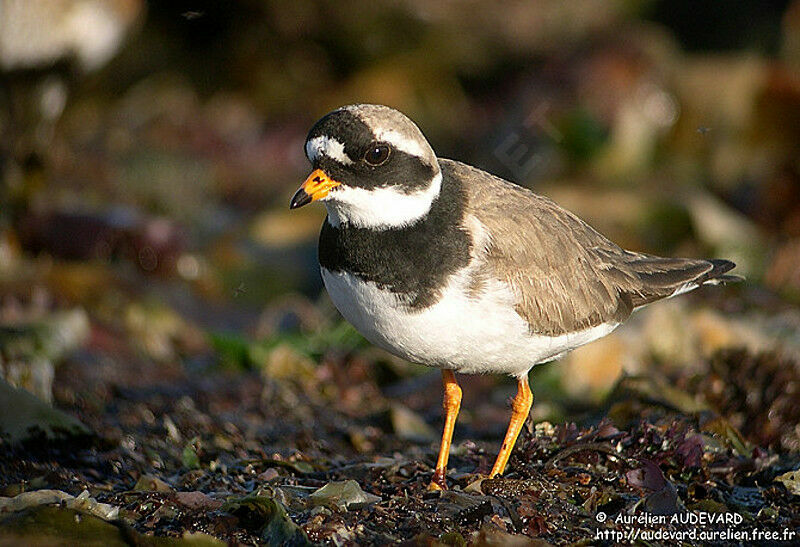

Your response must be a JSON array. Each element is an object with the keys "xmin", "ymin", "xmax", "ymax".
[
  {"xmin": 428, "ymin": 369, "xmax": 462, "ymax": 491},
  {"xmin": 489, "ymin": 375, "xmax": 533, "ymax": 478}
]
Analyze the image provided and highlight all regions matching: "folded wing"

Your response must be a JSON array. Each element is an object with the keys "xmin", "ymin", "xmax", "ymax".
[{"xmin": 445, "ymin": 158, "xmax": 740, "ymax": 336}]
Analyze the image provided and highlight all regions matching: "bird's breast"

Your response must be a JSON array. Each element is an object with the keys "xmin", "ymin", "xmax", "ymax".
[{"xmin": 318, "ymin": 213, "xmax": 471, "ymax": 309}]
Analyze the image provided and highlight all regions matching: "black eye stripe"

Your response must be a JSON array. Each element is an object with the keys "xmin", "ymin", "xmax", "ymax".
[
  {"xmin": 306, "ymin": 108, "xmax": 437, "ymax": 193},
  {"xmin": 316, "ymin": 150, "xmax": 436, "ymax": 195}
]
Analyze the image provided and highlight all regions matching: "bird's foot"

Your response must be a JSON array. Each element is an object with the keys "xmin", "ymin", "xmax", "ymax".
[{"xmin": 428, "ymin": 469, "xmax": 448, "ymax": 491}]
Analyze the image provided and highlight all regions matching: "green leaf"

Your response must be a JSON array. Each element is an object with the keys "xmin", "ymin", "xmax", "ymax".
[
  {"xmin": 182, "ymin": 437, "xmax": 201, "ymax": 469},
  {"xmin": 209, "ymin": 332, "xmax": 252, "ymax": 370}
]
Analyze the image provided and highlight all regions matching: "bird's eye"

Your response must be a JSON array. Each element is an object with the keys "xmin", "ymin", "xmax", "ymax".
[{"xmin": 364, "ymin": 142, "xmax": 391, "ymax": 166}]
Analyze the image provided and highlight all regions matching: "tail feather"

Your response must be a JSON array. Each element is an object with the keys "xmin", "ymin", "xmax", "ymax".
[
  {"xmin": 624, "ymin": 256, "xmax": 741, "ymax": 308},
  {"xmin": 703, "ymin": 258, "xmax": 738, "ymax": 280}
]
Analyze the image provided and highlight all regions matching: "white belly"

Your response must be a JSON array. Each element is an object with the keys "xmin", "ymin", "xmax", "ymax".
[{"xmin": 321, "ymin": 267, "xmax": 618, "ymax": 378}]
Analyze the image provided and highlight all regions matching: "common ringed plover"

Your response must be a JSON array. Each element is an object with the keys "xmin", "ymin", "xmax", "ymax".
[{"xmin": 290, "ymin": 104, "xmax": 739, "ymax": 490}]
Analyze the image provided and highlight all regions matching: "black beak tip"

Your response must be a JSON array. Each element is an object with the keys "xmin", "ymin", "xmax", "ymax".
[{"xmin": 290, "ymin": 189, "xmax": 312, "ymax": 209}]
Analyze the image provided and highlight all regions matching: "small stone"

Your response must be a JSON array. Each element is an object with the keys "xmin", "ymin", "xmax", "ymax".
[
  {"xmin": 175, "ymin": 491, "xmax": 223, "ymax": 511},
  {"xmin": 308, "ymin": 480, "xmax": 381, "ymax": 511},
  {"xmin": 257, "ymin": 468, "xmax": 280, "ymax": 482},
  {"xmin": 133, "ymin": 475, "xmax": 174, "ymax": 493}
]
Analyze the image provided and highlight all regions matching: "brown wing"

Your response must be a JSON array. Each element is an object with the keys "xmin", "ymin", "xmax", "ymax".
[{"xmin": 444, "ymin": 159, "xmax": 737, "ymax": 336}]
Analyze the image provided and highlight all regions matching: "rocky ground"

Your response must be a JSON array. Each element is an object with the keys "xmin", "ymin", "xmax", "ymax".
[{"xmin": 1, "ymin": 280, "xmax": 799, "ymax": 545}]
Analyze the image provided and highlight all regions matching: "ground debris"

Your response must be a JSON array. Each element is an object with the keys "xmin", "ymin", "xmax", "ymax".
[
  {"xmin": 3, "ymin": 336, "xmax": 799, "ymax": 545},
  {"xmin": 308, "ymin": 480, "xmax": 381, "ymax": 511}
]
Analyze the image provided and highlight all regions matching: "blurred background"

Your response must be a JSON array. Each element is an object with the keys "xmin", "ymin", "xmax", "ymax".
[{"xmin": 1, "ymin": 1, "xmax": 800, "ymax": 541}]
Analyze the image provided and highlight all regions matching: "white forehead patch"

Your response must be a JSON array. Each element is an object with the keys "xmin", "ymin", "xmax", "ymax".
[{"xmin": 306, "ymin": 135, "xmax": 352, "ymax": 165}]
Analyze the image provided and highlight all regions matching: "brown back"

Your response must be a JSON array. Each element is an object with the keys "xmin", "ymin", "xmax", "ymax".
[{"xmin": 445, "ymin": 159, "xmax": 732, "ymax": 336}]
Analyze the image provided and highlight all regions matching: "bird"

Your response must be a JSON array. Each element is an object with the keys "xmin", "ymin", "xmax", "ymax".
[
  {"xmin": 289, "ymin": 104, "xmax": 740, "ymax": 491},
  {"xmin": 0, "ymin": 0, "xmax": 143, "ymax": 220}
]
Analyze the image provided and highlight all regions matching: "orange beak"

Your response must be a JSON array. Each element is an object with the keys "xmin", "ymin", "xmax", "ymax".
[{"xmin": 290, "ymin": 169, "xmax": 342, "ymax": 209}]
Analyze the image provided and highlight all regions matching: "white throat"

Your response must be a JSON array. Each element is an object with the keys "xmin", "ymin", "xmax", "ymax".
[{"xmin": 324, "ymin": 171, "xmax": 442, "ymax": 229}]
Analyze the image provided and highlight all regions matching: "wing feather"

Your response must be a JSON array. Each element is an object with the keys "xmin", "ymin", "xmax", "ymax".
[{"xmin": 444, "ymin": 159, "xmax": 738, "ymax": 336}]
